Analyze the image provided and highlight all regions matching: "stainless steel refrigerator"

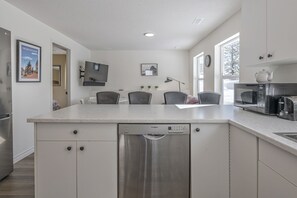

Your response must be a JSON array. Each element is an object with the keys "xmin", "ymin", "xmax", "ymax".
[{"xmin": 0, "ymin": 27, "xmax": 13, "ymax": 181}]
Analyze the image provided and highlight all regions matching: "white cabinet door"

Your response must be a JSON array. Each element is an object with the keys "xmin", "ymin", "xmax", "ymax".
[
  {"xmin": 241, "ymin": 0, "xmax": 267, "ymax": 67},
  {"xmin": 230, "ymin": 125, "xmax": 258, "ymax": 198},
  {"xmin": 77, "ymin": 141, "xmax": 117, "ymax": 198},
  {"xmin": 36, "ymin": 141, "xmax": 76, "ymax": 198},
  {"xmin": 258, "ymin": 161, "xmax": 297, "ymax": 198},
  {"xmin": 267, "ymin": 0, "xmax": 297, "ymax": 63},
  {"xmin": 191, "ymin": 124, "xmax": 229, "ymax": 198}
]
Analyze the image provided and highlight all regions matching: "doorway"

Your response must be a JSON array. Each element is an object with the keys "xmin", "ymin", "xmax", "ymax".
[{"xmin": 52, "ymin": 43, "xmax": 70, "ymax": 111}]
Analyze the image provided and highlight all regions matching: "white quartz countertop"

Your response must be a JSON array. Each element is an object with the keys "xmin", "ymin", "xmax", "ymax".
[{"xmin": 28, "ymin": 104, "xmax": 297, "ymax": 156}]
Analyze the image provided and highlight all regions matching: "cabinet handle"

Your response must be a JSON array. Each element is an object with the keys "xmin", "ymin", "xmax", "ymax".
[
  {"xmin": 73, "ymin": 130, "xmax": 78, "ymax": 135},
  {"xmin": 267, "ymin": 54, "xmax": 273, "ymax": 58},
  {"xmin": 79, "ymin": 146, "xmax": 85, "ymax": 151},
  {"xmin": 259, "ymin": 56, "xmax": 264, "ymax": 60},
  {"xmin": 195, "ymin": 128, "xmax": 200, "ymax": 132},
  {"xmin": 66, "ymin": 146, "xmax": 72, "ymax": 151}
]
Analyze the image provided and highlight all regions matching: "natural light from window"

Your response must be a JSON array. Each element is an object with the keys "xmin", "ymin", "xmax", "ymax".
[
  {"xmin": 193, "ymin": 52, "xmax": 204, "ymax": 95},
  {"xmin": 220, "ymin": 34, "xmax": 240, "ymax": 105}
]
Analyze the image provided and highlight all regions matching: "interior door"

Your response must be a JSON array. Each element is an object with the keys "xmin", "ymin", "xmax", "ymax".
[{"xmin": 52, "ymin": 44, "xmax": 69, "ymax": 110}]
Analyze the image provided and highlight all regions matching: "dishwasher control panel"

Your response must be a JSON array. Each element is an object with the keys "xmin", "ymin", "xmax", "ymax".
[
  {"xmin": 119, "ymin": 124, "xmax": 190, "ymax": 135},
  {"xmin": 168, "ymin": 125, "xmax": 189, "ymax": 133}
]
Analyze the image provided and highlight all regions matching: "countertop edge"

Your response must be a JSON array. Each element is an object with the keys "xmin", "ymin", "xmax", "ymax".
[
  {"xmin": 229, "ymin": 120, "xmax": 297, "ymax": 157},
  {"xmin": 28, "ymin": 117, "xmax": 297, "ymax": 157},
  {"xmin": 27, "ymin": 118, "xmax": 229, "ymax": 124}
]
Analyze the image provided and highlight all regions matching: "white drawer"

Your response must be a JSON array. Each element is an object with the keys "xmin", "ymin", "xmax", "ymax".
[
  {"xmin": 36, "ymin": 123, "xmax": 117, "ymax": 141},
  {"xmin": 258, "ymin": 161, "xmax": 297, "ymax": 198},
  {"xmin": 259, "ymin": 139, "xmax": 297, "ymax": 186}
]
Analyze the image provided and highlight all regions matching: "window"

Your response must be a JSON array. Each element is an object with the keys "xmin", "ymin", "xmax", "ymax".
[
  {"xmin": 219, "ymin": 34, "xmax": 240, "ymax": 104},
  {"xmin": 193, "ymin": 53, "xmax": 204, "ymax": 95}
]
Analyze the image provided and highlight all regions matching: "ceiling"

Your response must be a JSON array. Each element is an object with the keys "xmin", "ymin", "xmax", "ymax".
[{"xmin": 6, "ymin": 0, "xmax": 241, "ymax": 50}]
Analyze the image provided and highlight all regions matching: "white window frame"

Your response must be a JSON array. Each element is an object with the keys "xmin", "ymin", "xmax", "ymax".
[
  {"xmin": 216, "ymin": 33, "xmax": 240, "ymax": 104},
  {"xmin": 193, "ymin": 52, "xmax": 204, "ymax": 96}
]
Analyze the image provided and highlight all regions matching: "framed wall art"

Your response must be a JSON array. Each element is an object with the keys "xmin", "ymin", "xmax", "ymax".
[
  {"xmin": 141, "ymin": 63, "xmax": 158, "ymax": 76},
  {"xmin": 16, "ymin": 40, "xmax": 41, "ymax": 82}
]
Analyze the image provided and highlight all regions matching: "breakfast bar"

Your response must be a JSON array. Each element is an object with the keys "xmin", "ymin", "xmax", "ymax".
[{"xmin": 28, "ymin": 104, "xmax": 297, "ymax": 198}]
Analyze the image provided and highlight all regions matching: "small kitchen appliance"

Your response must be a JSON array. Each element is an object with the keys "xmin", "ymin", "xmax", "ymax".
[
  {"xmin": 255, "ymin": 69, "xmax": 273, "ymax": 83},
  {"xmin": 277, "ymin": 96, "xmax": 297, "ymax": 121},
  {"xmin": 234, "ymin": 83, "xmax": 297, "ymax": 115}
]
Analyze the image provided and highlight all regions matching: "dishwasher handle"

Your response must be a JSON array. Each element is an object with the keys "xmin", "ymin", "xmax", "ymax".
[{"xmin": 143, "ymin": 134, "xmax": 166, "ymax": 141}]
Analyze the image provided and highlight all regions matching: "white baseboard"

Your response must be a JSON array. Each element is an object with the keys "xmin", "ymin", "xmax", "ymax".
[{"xmin": 13, "ymin": 147, "xmax": 34, "ymax": 164}]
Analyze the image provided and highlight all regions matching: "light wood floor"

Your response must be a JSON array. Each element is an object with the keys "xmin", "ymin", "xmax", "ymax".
[{"xmin": 0, "ymin": 154, "xmax": 34, "ymax": 198}]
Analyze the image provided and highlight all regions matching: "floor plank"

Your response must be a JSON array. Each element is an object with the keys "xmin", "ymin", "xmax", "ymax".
[{"xmin": 0, "ymin": 154, "xmax": 34, "ymax": 198}]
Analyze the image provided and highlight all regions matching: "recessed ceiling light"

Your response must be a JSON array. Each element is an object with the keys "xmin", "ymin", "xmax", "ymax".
[{"xmin": 144, "ymin": 32, "xmax": 155, "ymax": 37}]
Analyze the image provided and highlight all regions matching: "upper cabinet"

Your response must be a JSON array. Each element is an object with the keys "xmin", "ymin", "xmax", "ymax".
[
  {"xmin": 241, "ymin": 0, "xmax": 267, "ymax": 67},
  {"xmin": 267, "ymin": 0, "xmax": 297, "ymax": 63},
  {"xmin": 241, "ymin": 0, "xmax": 297, "ymax": 67}
]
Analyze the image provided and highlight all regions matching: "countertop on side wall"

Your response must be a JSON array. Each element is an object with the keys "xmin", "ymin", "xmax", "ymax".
[{"xmin": 28, "ymin": 104, "xmax": 297, "ymax": 157}]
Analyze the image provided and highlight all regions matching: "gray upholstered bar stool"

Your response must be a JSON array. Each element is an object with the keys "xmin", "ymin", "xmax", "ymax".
[
  {"xmin": 164, "ymin": 91, "xmax": 188, "ymax": 104},
  {"xmin": 198, "ymin": 91, "xmax": 221, "ymax": 104},
  {"xmin": 96, "ymin": 91, "xmax": 120, "ymax": 104},
  {"xmin": 128, "ymin": 91, "xmax": 152, "ymax": 104}
]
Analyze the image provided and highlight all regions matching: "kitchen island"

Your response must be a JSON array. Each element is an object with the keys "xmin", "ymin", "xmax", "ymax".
[{"xmin": 28, "ymin": 104, "xmax": 297, "ymax": 198}]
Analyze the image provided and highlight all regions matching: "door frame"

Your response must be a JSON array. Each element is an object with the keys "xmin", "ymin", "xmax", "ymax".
[{"xmin": 51, "ymin": 43, "xmax": 71, "ymax": 110}]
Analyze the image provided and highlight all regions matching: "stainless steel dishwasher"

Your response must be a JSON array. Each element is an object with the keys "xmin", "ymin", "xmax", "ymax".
[{"xmin": 118, "ymin": 124, "xmax": 190, "ymax": 198}]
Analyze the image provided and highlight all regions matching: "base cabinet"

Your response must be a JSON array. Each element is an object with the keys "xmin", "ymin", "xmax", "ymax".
[
  {"xmin": 35, "ymin": 122, "xmax": 297, "ymax": 198},
  {"xmin": 191, "ymin": 124, "xmax": 229, "ymax": 198},
  {"xmin": 35, "ymin": 123, "xmax": 117, "ymax": 198},
  {"xmin": 230, "ymin": 125, "xmax": 258, "ymax": 198},
  {"xmin": 77, "ymin": 141, "xmax": 117, "ymax": 198},
  {"xmin": 258, "ymin": 139, "xmax": 297, "ymax": 198},
  {"xmin": 258, "ymin": 162, "xmax": 297, "ymax": 198},
  {"xmin": 37, "ymin": 141, "xmax": 77, "ymax": 198}
]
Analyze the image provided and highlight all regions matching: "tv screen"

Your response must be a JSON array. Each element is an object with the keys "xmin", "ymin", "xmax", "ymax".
[{"xmin": 83, "ymin": 61, "xmax": 108, "ymax": 84}]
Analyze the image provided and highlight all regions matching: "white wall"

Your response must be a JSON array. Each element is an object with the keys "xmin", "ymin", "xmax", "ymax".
[
  {"xmin": 0, "ymin": 0, "xmax": 91, "ymax": 162},
  {"xmin": 189, "ymin": 11, "xmax": 241, "ymax": 94},
  {"xmin": 90, "ymin": 50, "xmax": 189, "ymax": 92},
  {"xmin": 272, "ymin": 64, "xmax": 297, "ymax": 83},
  {"xmin": 240, "ymin": 63, "xmax": 297, "ymax": 84}
]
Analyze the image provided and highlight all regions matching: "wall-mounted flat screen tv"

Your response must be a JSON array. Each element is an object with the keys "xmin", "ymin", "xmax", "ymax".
[{"xmin": 83, "ymin": 61, "xmax": 108, "ymax": 86}]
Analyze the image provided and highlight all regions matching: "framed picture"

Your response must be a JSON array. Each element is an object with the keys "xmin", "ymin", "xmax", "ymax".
[
  {"xmin": 16, "ymin": 40, "xmax": 41, "ymax": 82},
  {"xmin": 141, "ymin": 63, "xmax": 158, "ymax": 76},
  {"xmin": 52, "ymin": 65, "xmax": 61, "ymax": 86}
]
